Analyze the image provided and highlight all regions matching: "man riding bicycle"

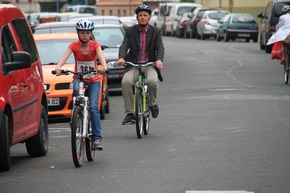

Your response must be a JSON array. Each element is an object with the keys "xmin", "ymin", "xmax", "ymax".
[{"xmin": 118, "ymin": 4, "xmax": 165, "ymax": 125}]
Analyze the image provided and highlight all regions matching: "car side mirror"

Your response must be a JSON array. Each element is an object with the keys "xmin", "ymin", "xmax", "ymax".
[
  {"xmin": 257, "ymin": 12, "xmax": 264, "ymax": 19},
  {"xmin": 4, "ymin": 51, "xmax": 31, "ymax": 72}
]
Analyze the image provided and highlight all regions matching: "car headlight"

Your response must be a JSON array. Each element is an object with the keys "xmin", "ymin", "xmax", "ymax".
[
  {"xmin": 107, "ymin": 61, "xmax": 124, "ymax": 69},
  {"xmin": 107, "ymin": 61, "xmax": 118, "ymax": 69}
]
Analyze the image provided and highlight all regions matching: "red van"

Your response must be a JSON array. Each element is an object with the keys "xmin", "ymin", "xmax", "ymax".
[{"xmin": 0, "ymin": 4, "xmax": 48, "ymax": 171}]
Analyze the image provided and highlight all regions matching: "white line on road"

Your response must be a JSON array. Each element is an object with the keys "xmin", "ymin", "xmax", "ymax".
[{"xmin": 186, "ymin": 191, "xmax": 254, "ymax": 193}]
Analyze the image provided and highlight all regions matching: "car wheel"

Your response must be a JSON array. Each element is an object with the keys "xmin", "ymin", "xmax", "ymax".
[
  {"xmin": 265, "ymin": 44, "xmax": 272, "ymax": 53},
  {"xmin": 0, "ymin": 113, "xmax": 11, "ymax": 171},
  {"xmin": 216, "ymin": 33, "xmax": 221, "ymax": 41},
  {"xmin": 201, "ymin": 32, "xmax": 206, "ymax": 40},
  {"xmin": 224, "ymin": 32, "xmax": 229, "ymax": 42},
  {"xmin": 259, "ymin": 35, "xmax": 265, "ymax": 50},
  {"xmin": 105, "ymin": 90, "xmax": 110, "ymax": 114},
  {"xmin": 246, "ymin": 38, "xmax": 250, "ymax": 42},
  {"xmin": 26, "ymin": 105, "xmax": 49, "ymax": 157}
]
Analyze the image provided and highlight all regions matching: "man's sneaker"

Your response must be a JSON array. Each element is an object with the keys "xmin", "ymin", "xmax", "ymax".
[
  {"xmin": 150, "ymin": 105, "xmax": 159, "ymax": 118},
  {"xmin": 92, "ymin": 139, "xmax": 103, "ymax": 151},
  {"xmin": 122, "ymin": 113, "xmax": 136, "ymax": 125}
]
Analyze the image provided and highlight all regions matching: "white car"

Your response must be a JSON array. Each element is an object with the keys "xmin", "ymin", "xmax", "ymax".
[
  {"xmin": 149, "ymin": 8, "xmax": 158, "ymax": 27},
  {"xmin": 196, "ymin": 10, "xmax": 229, "ymax": 40}
]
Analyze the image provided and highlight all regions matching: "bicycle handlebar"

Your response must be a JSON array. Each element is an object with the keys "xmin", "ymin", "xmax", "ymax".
[
  {"xmin": 124, "ymin": 61, "xmax": 155, "ymax": 67},
  {"xmin": 51, "ymin": 69, "xmax": 109, "ymax": 76},
  {"xmin": 124, "ymin": 61, "xmax": 163, "ymax": 82}
]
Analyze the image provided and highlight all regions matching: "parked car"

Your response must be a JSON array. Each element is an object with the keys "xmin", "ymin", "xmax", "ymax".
[
  {"xmin": 175, "ymin": 12, "xmax": 192, "ymax": 38},
  {"xmin": 0, "ymin": 4, "xmax": 48, "ymax": 171},
  {"xmin": 120, "ymin": 16, "xmax": 137, "ymax": 27},
  {"xmin": 149, "ymin": 8, "xmax": 158, "ymax": 27},
  {"xmin": 216, "ymin": 13, "xmax": 259, "ymax": 42},
  {"xmin": 34, "ymin": 33, "xmax": 110, "ymax": 119},
  {"xmin": 56, "ymin": 12, "xmax": 80, "ymax": 22},
  {"xmin": 65, "ymin": 5, "xmax": 98, "ymax": 15},
  {"xmin": 196, "ymin": 10, "xmax": 229, "ymax": 40},
  {"xmin": 66, "ymin": 13, "xmax": 94, "ymax": 21},
  {"xmin": 69, "ymin": 16, "xmax": 122, "ymax": 25},
  {"xmin": 31, "ymin": 21, "xmax": 77, "ymax": 34},
  {"xmin": 257, "ymin": 0, "xmax": 290, "ymax": 53},
  {"xmin": 32, "ymin": 22, "xmax": 125, "ymax": 92},
  {"xmin": 157, "ymin": 2, "xmax": 202, "ymax": 36},
  {"xmin": 184, "ymin": 8, "xmax": 215, "ymax": 38}
]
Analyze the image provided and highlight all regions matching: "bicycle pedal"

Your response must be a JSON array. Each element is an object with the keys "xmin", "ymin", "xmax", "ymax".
[{"xmin": 130, "ymin": 120, "xmax": 136, "ymax": 125}]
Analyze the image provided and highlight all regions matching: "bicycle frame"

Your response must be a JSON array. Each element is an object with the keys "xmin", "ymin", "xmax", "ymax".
[
  {"xmin": 133, "ymin": 73, "xmax": 148, "ymax": 113},
  {"xmin": 72, "ymin": 79, "xmax": 89, "ymax": 140}
]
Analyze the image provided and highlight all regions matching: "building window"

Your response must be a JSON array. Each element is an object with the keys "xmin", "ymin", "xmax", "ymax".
[
  {"xmin": 123, "ymin": 10, "xmax": 127, "ymax": 16},
  {"xmin": 117, "ymin": 10, "xmax": 121, "ymax": 17},
  {"xmin": 109, "ymin": 10, "xmax": 112, "ymax": 16},
  {"xmin": 102, "ymin": 10, "xmax": 105, "ymax": 16}
]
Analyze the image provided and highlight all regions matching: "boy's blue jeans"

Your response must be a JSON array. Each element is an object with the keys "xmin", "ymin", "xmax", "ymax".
[{"xmin": 73, "ymin": 78, "xmax": 101, "ymax": 141}]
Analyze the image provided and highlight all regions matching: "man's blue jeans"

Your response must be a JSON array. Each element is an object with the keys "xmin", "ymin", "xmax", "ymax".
[{"xmin": 73, "ymin": 78, "xmax": 102, "ymax": 141}]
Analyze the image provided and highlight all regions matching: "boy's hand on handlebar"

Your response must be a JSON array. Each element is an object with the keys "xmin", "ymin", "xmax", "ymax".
[
  {"xmin": 55, "ymin": 66, "xmax": 62, "ymax": 76},
  {"xmin": 155, "ymin": 60, "xmax": 163, "ymax": 70},
  {"xmin": 97, "ymin": 65, "xmax": 107, "ymax": 73},
  {"xmin": 118, "ymin": 58, "xmax": 125, "ymax": 66}
]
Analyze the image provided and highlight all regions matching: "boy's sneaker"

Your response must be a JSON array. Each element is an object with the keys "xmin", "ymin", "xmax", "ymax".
[
  {"xmin": 92, "ymin": 139, "xmax": 103, "ymax": 151},
  {"xmin": 122, "ymin": 113, "xmax": 136, "ymax": 125}
]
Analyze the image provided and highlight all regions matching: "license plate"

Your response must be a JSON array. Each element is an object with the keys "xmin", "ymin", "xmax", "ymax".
[
  {"xmin": 48, "ymin": 98, "xmax": 60, "ymax": 106},
  {"xmin": 238, "ymin": 33, "xmax": 250, "ymax": 37}
]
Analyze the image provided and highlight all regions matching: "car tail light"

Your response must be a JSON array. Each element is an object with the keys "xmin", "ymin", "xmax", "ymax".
[
  {"xmin": 228, "ymin": 26, "xmax": 238, "ymax": 29},
  {"xmin": 181, "ymin": 21, "xmax": 187, "ymax": 27},
  {"xmin": 203, "ymin": 20, "xmax": 210, "ymax": 25},
  {"xmin": 269, "ymin": 24, "xmax": 275, "ymax": 32},
  {"xmin": 194, "ymin": 18, "xmax": 199, "ymax": 23}
]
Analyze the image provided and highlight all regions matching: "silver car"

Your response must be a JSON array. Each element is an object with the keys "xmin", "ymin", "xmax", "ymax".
[{"xmin": 196, "ymin": 10, "xmax": 229, "ymax": 40}]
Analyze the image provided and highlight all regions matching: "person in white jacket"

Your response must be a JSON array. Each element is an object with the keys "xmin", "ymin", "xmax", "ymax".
[{"xmin": 267, "ymin": 5, "xmax": 290, "ymax": 45}]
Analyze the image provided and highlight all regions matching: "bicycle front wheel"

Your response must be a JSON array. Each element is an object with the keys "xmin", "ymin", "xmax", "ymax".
[
  {"xmin": 85, "ymin": 117, "xmax": 95, "ymax": 162},
  {"xmin": 284, "ymin": 52, "xmax": 289, "ymax": 84},
  {"xmin": 143, "ymin": 93, "xmax": 150, "ymax": 135},
  {"xmin": 71, "ymin": 105, "xmax": 85, "ymax": 167},
  {"xmin": 135, "ymin": 88, "xmax": 144, "ymax": 138}
]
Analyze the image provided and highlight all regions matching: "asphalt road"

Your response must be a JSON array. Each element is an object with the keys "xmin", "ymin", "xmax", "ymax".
[{"xmin": 1, "ymin": 37, "xmax": 290, "ymax": 193}]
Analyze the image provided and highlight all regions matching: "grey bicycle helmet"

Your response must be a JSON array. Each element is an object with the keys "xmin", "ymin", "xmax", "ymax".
[
  {"xmin": 75, "ymin": 18, "xmax": 94, "ymax": 31},
  {"xmin": 135, "ymin": 4, "xmax": 152, "ymax": 15},
  {"xmin": 282, "ymin": 5, "xmax": 290, "ymax": 14}
]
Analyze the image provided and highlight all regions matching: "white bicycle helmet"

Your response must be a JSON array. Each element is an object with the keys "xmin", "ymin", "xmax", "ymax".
[
  {"xmin": 75, "ymin": 18, "xmax": 94, "ymax": 31},
  {"xmin": 282, "ymin": 5, "xmax": 290, "ymax": 14}
]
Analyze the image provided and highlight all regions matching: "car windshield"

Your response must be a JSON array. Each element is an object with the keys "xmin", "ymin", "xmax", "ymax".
[
  {"xmin": 232, "ymin": 15, "xmax": 256, "ymax": 23},
  {"xmin": 177, "ymin": 6, "xmax": 195, "ymax": 16},
  {"xmin": 93, "ymin": 27, "xmax": 124, "ymax": 48},
  {"xmin": 36, "ymin": 40, "xmax": 75, "ymax": 65},
  {"xmin": 92, "ymin": 19, "xmax": 121, "ymax": 25},
  {"xmin": 33, "ymin": 27, "xmax": 75, "ymax": 34},
  {"xmin": 208, "ymin": 12, "xmax": 228, "ymax": 20}
]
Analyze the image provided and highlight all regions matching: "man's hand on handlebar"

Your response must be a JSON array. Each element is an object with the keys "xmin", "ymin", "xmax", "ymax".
[
  {"xmin": 155, "ymin": 60, "xmax": 163, "ymax": 70},
  {"xmin": 118, "ymin": 58, "xmax": 126, "ymax": 66}
]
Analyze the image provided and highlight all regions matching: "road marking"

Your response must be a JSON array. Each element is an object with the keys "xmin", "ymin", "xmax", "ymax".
[{"xmin": 186, "ymin": 191, "xmax": 254, "ymax": 193}]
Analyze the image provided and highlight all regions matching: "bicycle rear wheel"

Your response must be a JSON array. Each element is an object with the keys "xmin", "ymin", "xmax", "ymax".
[
  {"xmin": 86, "ymin": 116, "xmax": 95, "ymax": 162},
  {"xmin": 71, "ymin": 105, "xmax": 85, "ymax": 167},
  {"xmin": 135, "ymin": 88, "xmax": 144, "ymax": 138}
]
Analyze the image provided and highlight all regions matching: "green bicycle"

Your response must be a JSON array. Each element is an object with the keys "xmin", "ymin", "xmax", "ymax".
[{"xmin": 125, "ymin": 61, "xmax": 156, "ymax": 139}]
